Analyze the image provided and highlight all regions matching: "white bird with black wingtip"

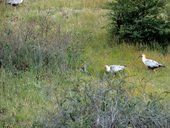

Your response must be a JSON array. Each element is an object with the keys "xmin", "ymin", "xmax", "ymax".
[
  {"xmin": 139, "ymin": 54, "xmax": 165, "ymax": 70},
  {"xmin": 8, "ymin": 0, "xmax": 23, "ymax": 6},
  {"xmin": 105, "ymin": 64, "xmax": 126, "ymax": 74}
]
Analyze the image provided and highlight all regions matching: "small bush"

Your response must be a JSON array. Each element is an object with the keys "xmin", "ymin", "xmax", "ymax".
[
  {"xmin": 106, "ymin": 0, "xmax": 170, "ymax": 50},
  {"xmin": 34, "ymin": 77, "xmax": 170, "ymax": 128},
  {"xmin": 0, "ymin": 11, "xmax": 83, "ymax": 73}
]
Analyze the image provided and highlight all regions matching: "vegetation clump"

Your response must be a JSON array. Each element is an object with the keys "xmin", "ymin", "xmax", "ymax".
[{"xmin": 33, "ymin": 78, "xmax": 170, "ymax": 128}]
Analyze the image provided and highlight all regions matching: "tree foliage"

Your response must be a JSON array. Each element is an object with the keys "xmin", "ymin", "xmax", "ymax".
[{"xmin": 107, "ymin": 0, "xmax": 170, "ymax": 49}]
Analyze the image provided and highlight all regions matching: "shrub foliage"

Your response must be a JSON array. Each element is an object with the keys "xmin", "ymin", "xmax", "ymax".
[
  {"xmin": 107, "ymin": 0, "xmax": 170, "ymax": 49},
  {"xmin": 33, "ymin": 77, "xmax": 170, "ymax": 128},
  {"xmin": 0, "ymin": 11, "xmax": 84, "ymax": 73}
]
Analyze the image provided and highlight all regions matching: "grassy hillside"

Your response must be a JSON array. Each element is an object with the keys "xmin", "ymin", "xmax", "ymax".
[{"xmin": 0, "ymin": 0, "xmax": 170, "ymax": 127}]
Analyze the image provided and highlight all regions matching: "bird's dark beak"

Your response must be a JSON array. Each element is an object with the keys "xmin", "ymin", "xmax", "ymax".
[{"xmin": 138, "ymin": 55, "xmax": 142, "ymax": 59}]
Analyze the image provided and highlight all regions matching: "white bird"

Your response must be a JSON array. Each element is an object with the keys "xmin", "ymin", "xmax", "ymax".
[
  {"xmin": 105, "ymin": 65, "xmax": 126, "ymax": 74},
  {"xmin": 8, "ymin": 0, "xmax": 23, "ymax": 6},
  {"xmin": 140, "ymin": 54, "xmax": 165, "ymax": 70}
]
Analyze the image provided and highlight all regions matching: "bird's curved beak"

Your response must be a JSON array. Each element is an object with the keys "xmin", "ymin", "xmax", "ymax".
[{"xmin": 138, "ymin": 55, "xmax": 142, "ymax": 59}]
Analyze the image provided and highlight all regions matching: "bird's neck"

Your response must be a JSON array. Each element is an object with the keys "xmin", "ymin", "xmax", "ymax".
[
  {"xmin": 106, "ymin": 66, "xmax": 110, "ymax": 72},
  {"xmin": 142, "ymin": 56, "xmax": 146, "ymax": 62}
]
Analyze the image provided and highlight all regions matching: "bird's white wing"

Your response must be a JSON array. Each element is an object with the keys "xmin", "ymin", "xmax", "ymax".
[
  {"xmin": 110, "ymin": 65, "xmax": 125, "ymax": 72},
  {"xmin": 10, "ymin": 0, "xmax": 23, "ymax": 4},
  {"xmin": 144, "ymin": 59, "xmax": 161, "ymax": 67},
  {"xmin": 8, "ymin": 0, "xmax": 12, "ymax": 3}
]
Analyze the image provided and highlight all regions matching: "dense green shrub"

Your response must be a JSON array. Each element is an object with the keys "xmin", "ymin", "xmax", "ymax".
[{"xmin": 106, "ymin": 0, "xmax": 170, "ymax": 49}]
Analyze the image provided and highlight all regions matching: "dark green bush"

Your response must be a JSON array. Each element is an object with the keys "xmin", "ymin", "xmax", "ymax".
[{"xmin": 106, "ymin": 0, "xmax": 170, "ymax": 49}]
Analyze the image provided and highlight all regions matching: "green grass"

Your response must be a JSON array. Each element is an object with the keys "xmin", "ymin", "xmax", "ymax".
[{"xmin": 0, "ymin": 0, "xmax": 170, "ymax": 127}]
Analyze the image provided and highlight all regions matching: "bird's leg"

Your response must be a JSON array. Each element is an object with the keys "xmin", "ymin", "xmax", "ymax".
[
  {"xmin": 122, "ymin": 70, "xmax": 126, "ymax": 76},
  {"xmin": 147, "ymin": 67, "xmax": 151, "ymax": 73},
  {"xmin": 153, "ymin": 69, "xmax": 157, "ymax": 74},
  {"xmin": 112, "ymin": 73, "xmax": 116, "ymax": 78}
]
